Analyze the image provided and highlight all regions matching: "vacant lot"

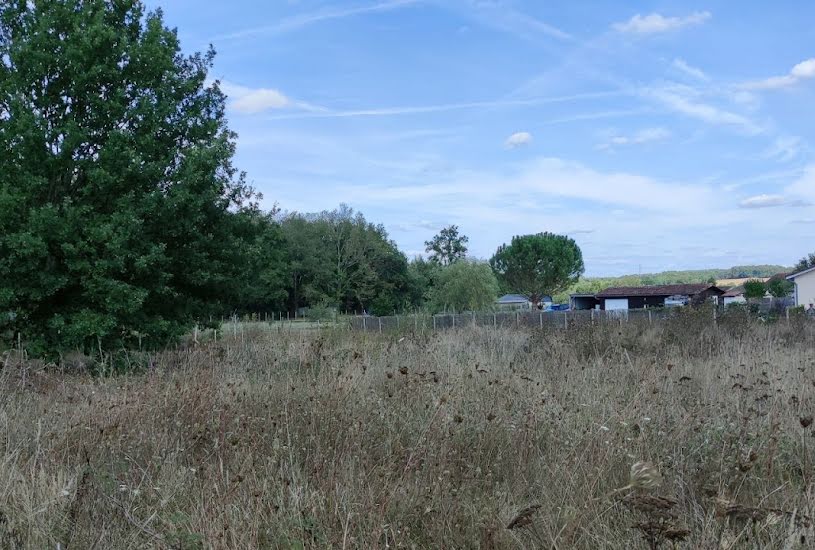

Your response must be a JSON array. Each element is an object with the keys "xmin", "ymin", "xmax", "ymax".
[{"xmin": 2, "ymin": 312, "xmax": 814, "ymax": 548}]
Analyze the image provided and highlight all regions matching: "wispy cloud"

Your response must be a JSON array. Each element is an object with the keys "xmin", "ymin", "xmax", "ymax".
[
  {"xmin": 613, "ymin": 12, "xmax": 711, "ymax": 34},
  {"xmin": 672, "ymin": 58, "xmax": 708, "ymax": 81},
  {"xmin": 343, "ymin": 157, "xmax": 719, "ymax": 214},
  {"xmin": 451, "ymin": 0, "xmax": 572, "ymax": 42},
  {"xmin": 213, "ymin": 0, "xmax": 420, "ymax": 41},
  {"xmin": 741, "ymin": 58, "xmax": 815, "ymax": 90},
  {"xmin": 598, "ymin": 127, "xmax": 670, "ymax": 150},
  {"xmin": 763, "ymin": 136, "xmax": 803, "ymax": 163},
  {"xmin": 787, "ymin": 164, "xmax": 815, "ymax": 203},
  {"xmin": 643, "ymin": 85, "xmax": 761, "ymax": 133},
  {"xmin": 739, "ymin": 194, "xmax": 810, "ymax": 209},
  {"xmin": 261, "ymin": 90, "xmax": 627, "ymax": 120},
  {"xmin": 505, "ymin": 131, "xmax": 533, "ymax": 148}
]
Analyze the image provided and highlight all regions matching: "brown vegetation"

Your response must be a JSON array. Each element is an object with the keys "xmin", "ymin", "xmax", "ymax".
[{"xmin": 1, "ymin": 312, "xmax": 814, "ymax": 548}]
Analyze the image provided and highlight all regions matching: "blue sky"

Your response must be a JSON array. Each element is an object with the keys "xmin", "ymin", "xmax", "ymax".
[{"xmin": 147, "ymin": 0, "xmax": 815, "ymax": 275}]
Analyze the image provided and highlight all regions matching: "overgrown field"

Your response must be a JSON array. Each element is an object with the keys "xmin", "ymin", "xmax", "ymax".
[{"xmin": 2, "ymin": 312, "xmax": 815, "ymax": 548}]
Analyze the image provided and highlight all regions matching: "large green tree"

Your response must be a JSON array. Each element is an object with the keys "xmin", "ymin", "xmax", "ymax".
[
  {"xmin": 490, "ymin": 232, "xmax": 584, "ymax": 308},
  {"xmin": 429, "ymin": 260, "xmax": 499, "ymax": 313},
  {"xmin": 280, "ymin": 206, "xmax": 417, "ymax": 315},
  {"xmin": 0, "ymin": 0, "xmax": 258, "ymax": 355},
  {"xmin": 425, "ymin": 225, "xmax": 468, "ymax": 266}
]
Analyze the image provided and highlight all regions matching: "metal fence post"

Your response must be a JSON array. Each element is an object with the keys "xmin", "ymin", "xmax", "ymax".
[
  {"xmin": 539, "ymin": 312, "xmax": 543, "ymax": 328},
  {"xmin": 363, "ymin": 317, "xmax": 367, "ymax": 331},
  {"xmin": 379, "ymin": 317, "xmax": 383, "ymax": 333},
  {"xmin": 452, "ymin": 314, "xmax": 456, "ymax": 329},
  {"xmin": 493, "ymin": 313, "xmax": 497, "ymax": 328},
  {"xmin": 433, "ymin": 315, "xmax": 437, "ymax": 330}
]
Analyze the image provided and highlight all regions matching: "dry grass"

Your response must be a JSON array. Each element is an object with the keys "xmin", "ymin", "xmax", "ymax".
[{"xmin": 1, "ymin": 313, "xmax": 815, "ymax": 548}]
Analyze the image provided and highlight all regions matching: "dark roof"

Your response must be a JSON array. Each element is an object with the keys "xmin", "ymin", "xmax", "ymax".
[
  {"xmin": 597, "ymin": 283, "xmax": 723, "ymax": 299},
  {"xmin": 722, "ymin": 285, "xmax": 745, "ymax": 298},
  {"xmin": 766, "ymin": 272, "xmax": 790, "ymax": 283}
]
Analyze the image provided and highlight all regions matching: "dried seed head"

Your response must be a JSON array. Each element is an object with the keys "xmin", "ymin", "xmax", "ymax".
[
  {"xmin": 800, "ymin": 415, "xmax": 813, "ymax": 428},
  {"xmin": 629, "ymin": 461, "xmax": 662, "ymax": 491}
]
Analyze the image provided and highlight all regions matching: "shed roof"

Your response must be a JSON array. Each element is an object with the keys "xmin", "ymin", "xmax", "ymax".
[
  {"xmin": 597, "ymin": 283, "xmax": 723, "ymax": 299},
  {"xmin": 722, "ymin": 285, "xmax": 745, "ymax": 298}
]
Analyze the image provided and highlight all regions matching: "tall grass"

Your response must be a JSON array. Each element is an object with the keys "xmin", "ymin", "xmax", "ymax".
[{"xmin": 1, "ymin": 313, "xmax": 814, "ymax": 548}]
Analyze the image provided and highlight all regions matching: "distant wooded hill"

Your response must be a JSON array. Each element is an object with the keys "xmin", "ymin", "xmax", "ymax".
[{"xmin": 558, "ymin": 265, "xmax": 789, "ymax": 301}]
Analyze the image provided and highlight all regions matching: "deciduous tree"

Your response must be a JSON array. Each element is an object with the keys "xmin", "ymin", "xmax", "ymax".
[
  {"xmin": 425, "ymin": 225, "xmax": 468, "ymax": 266},
  {"xmin": 0, "ymin": 0, "xmax": 258, "ymax": 355},
  {"xmin": 743, "ymin": 280, "xmax": 767, "ymax": 300},
  {"xmin": 429, "ymin": 261, "xmax": 499, "ymax": 313},
  {"xmin": 794, "ymin": 253, "xmax": 815, "ymax": 273}
]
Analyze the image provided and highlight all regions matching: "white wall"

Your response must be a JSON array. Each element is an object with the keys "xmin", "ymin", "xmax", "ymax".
[
  {"xmin": 794, "ymin": 270, "xmax": 815, "ymax": 307},
  {"xmin": 723, "ymin": 296, "xmax": 746, "ymax": 306}
]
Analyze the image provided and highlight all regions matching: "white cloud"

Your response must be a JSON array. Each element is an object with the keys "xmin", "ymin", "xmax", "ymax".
[
  {"xmin": 673, "ymin": 58, "xmax": 708, "ymax": 81},
  {"xmin": 598, "ymin": 127, "xmax": 670, "ymax": 149},
  {"xmin": 506, "ymin": 131, "xmax": 533, "ymax": 148},
  {"xmin": 644, "ymin": 85, "xmax": 760, "ymax": 134},
  {"xmin": 219, "ymin": 81, "xmax": 324, "ymax": 114},
  {"xmin": 613, "ymin": 12, "xmax": 711, "ymax": 34},
  {"xmin": 787, "ymin": 164, "xmax": 815, "ymax": 202},
  {"xmin": 232, "ymin": 89, "xmax": 290, "ymax": 114},
  {"xmin": 763, "ymin": 136, "xmax": 803, "ymax": 163},
  {"xmin": 739, "ymin": 194, "xmax": 810, "ymax": 209},
  {"xmin": 742, "ymin": 58, "xmax": 815, "ymax": 90},
  {"xmin": 343, "ymin": 157, "xmax": 719, "ymax": 214}
]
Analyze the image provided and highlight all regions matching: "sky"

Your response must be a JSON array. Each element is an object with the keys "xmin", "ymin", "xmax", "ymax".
[{"xmin": 145, "ymin": 0, "xmax": 815, "ymax": 276}]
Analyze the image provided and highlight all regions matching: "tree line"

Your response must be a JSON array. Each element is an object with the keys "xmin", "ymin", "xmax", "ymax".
[
  {"xmin": 1, "ymin": 1, "xmax": 809, "ymax": 358},
  {"xmin": 0, "ymin": 1, "xmax": 585, "ymax": 357}
]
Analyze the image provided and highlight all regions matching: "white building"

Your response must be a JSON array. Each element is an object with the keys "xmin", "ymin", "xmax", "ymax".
[{"xmin": 787, "ymin": 267, "xmax": 815, "ymax": 308}]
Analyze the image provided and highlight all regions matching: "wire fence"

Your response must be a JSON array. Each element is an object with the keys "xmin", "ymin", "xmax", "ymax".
[
  {"xmin": 223, "ymin": 301, "xmax": 809, "ymax": 337},
  {"xmin": 346, "ymin": 309, "xmax": 675, "ymax": 333}
]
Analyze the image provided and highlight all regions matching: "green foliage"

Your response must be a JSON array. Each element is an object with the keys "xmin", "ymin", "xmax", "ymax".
[
  {"xmin": 490, "ymin": 232, "xmax": 584, "ymax": 305},
  {"xmin": 794, "ymin": 253, "xmax": 815, "ymax": 273},
  {"xmin": 0, "ymin": 0, "xmax": 259, "ymax": 355},
  {"xmin": 429, "ymin": 260, "xmax": 499, "ymax": 313},
  {"xmin": 408, "ymin": 256, "xmax": 442, "ymax": 307},
  {"xmin": 424, "ymin": 225, "xmax": 468, "ymax": 266},
  {"xmin": 743, "ymin": 279, "xmax": 767, "ymax": 299},
  {"xmin": 280, "ymin": 205, "xmax": 417, "ymax": 316},
  {"xmin": 767, "ymin": 278, "xmax": 793, "ymax": 298},
  {"xmin": 232, "ymin": 210, "xmax": 289, "ymax": 315}
]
